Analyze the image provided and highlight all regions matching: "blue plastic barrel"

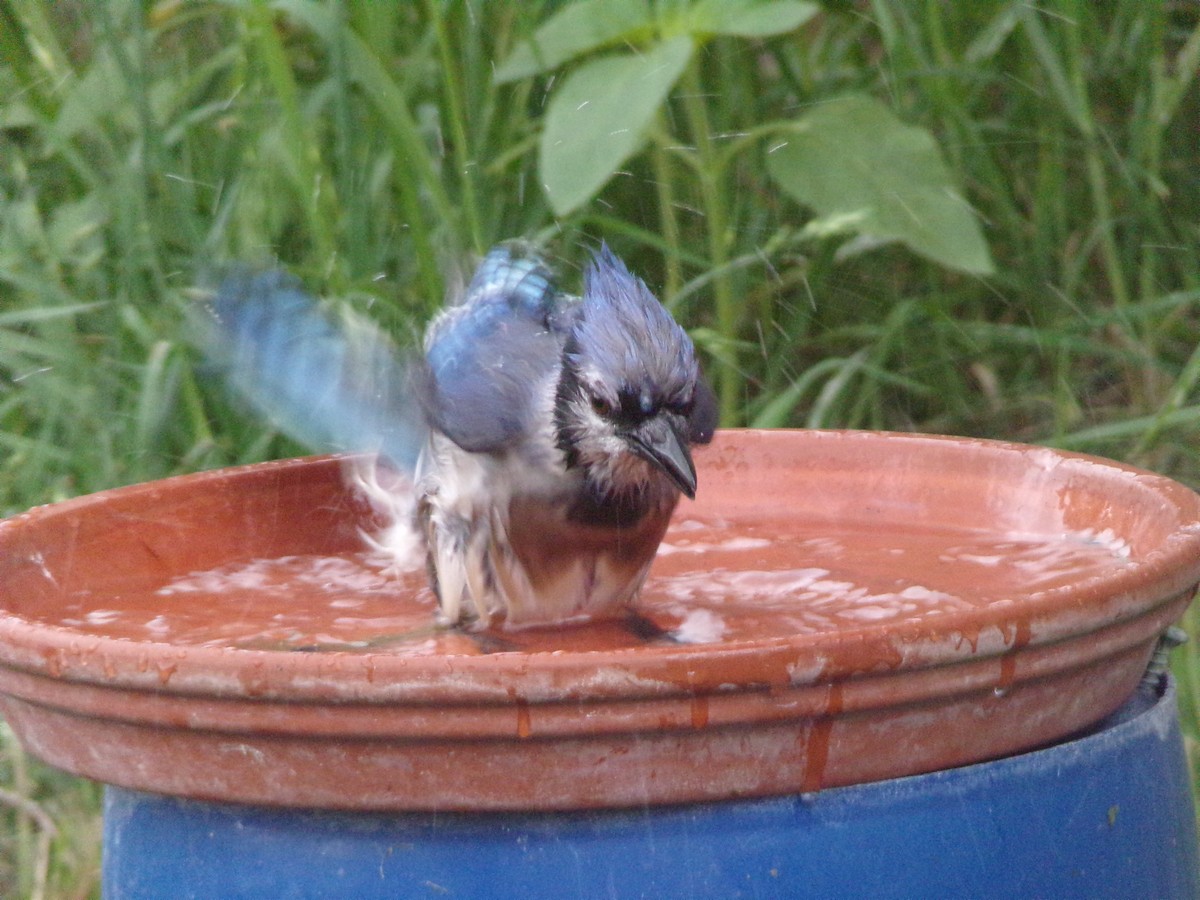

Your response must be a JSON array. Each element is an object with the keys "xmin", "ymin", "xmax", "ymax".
[{"xmin": 103, "ymin": 679, "xmax": 1198, "ymax": 899}]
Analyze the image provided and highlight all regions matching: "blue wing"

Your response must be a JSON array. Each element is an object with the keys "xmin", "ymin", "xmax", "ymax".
[
  {"xmin": 422, "ymin": 244, "xmax": 576, "ymax": 453},
  {"xmin": 197, "ymin": 270, "xmax": 426, "ymax": 470}
]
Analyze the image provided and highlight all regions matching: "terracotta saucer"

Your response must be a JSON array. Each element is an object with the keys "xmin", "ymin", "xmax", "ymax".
[{"xmin": 0, "ymin": 430, "xmax": 1196, "ymax": 810}]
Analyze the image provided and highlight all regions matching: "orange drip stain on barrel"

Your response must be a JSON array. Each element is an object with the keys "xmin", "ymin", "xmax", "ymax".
[
  {"xmin": 156, "ymin": 662, "xmax": 176, "ymax": 686},
  {"xmin": 690, "ymin": 695, "xmax": 709, "ymax": 729},
  {"xmin": 801, "ymin": 682, "xmax": 843, "ymax": 793},
  {"xmin": 998, "ymin": 654, "xmax": 1016, "ymax": 693},
  {"xmin": 515, "ymin": 698, "xmax": 532, "ymax": 739},
  {"xmin": 997, "ymin": 618, "xmax": 1033, "ymax": 694}
]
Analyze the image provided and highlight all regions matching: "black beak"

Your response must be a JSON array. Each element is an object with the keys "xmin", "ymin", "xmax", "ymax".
[{"xmin": 627, "ymin": 417, "xmax": 697, "ymax": 499}]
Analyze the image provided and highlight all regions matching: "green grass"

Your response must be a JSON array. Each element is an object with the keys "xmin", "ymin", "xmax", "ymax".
[{"xmin": 1, "ymin": 1, "xmax": 1199, "ymax": 895}]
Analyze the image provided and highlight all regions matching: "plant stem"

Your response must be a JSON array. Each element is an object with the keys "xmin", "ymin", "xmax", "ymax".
[
  {"xmin": 94, "ymin": 4, "xmax": 169, "ymax": 295},
  {"xmin": 246, "ymin": 0, "xmax": 338, "ymax": 268},
  {"xmin": 650, "ymin": 133, "xmax": 683, "ymax": 301},
  {"xmin": 426, "ymin": 0, "xmax": 483, "ymax": 254},
  {"xmin": 680, "ymin": 62, "xmax": 739, "ymax": 424}
]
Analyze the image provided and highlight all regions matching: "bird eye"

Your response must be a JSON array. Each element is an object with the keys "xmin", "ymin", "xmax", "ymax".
[{"xmin": 590, "ymin": 395, "xmax": 613, "ymax": 418}]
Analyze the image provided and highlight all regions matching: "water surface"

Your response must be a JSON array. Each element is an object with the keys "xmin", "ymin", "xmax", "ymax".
[{"xmin": 33, "ymin": 515, "xmax": 1134, "ymax": 655}]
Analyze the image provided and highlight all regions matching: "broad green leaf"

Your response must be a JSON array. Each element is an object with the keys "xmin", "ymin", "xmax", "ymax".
[
  {"xmin": 540, "ymin": 37, "xmax": 693, "ymax": 216},
  {"xmin": 687, "ymin": 0, "xmax": 819, "ymax": 39},
  {"xmin": 767, "ymin": 95, "xmax": 994, "ymax": 274},
  {"xmin": 494, "ymin": 0, "xmax": 653, "ymax": 84}
]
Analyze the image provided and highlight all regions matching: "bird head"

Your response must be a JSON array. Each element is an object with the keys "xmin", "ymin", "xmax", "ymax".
[{"xmin": 555, "ymin": 244, "xmax": 715, "ymax": 500}]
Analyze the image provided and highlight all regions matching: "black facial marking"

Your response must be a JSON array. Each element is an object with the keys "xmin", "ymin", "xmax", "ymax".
[
  {"xmin": 553, "ymin": 338, "xmax": 584, "ymax": 468},
  {"xmin": 611, "ymin": 388, "xmax": 657, "ymax": 428},
  {"xmin": 686, "ymin": 375, "xmax": 718, "ymax": 444}
]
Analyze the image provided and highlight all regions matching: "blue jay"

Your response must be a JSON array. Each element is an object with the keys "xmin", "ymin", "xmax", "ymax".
[{"xmin": 200, "ymin": 242, "xmax": 716, "ymax": 629}]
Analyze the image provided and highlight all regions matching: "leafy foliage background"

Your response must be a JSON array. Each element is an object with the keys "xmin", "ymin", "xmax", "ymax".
[{"xmin": 1, "ymin": 2, "xmax": 1198, "ymax": 895}]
